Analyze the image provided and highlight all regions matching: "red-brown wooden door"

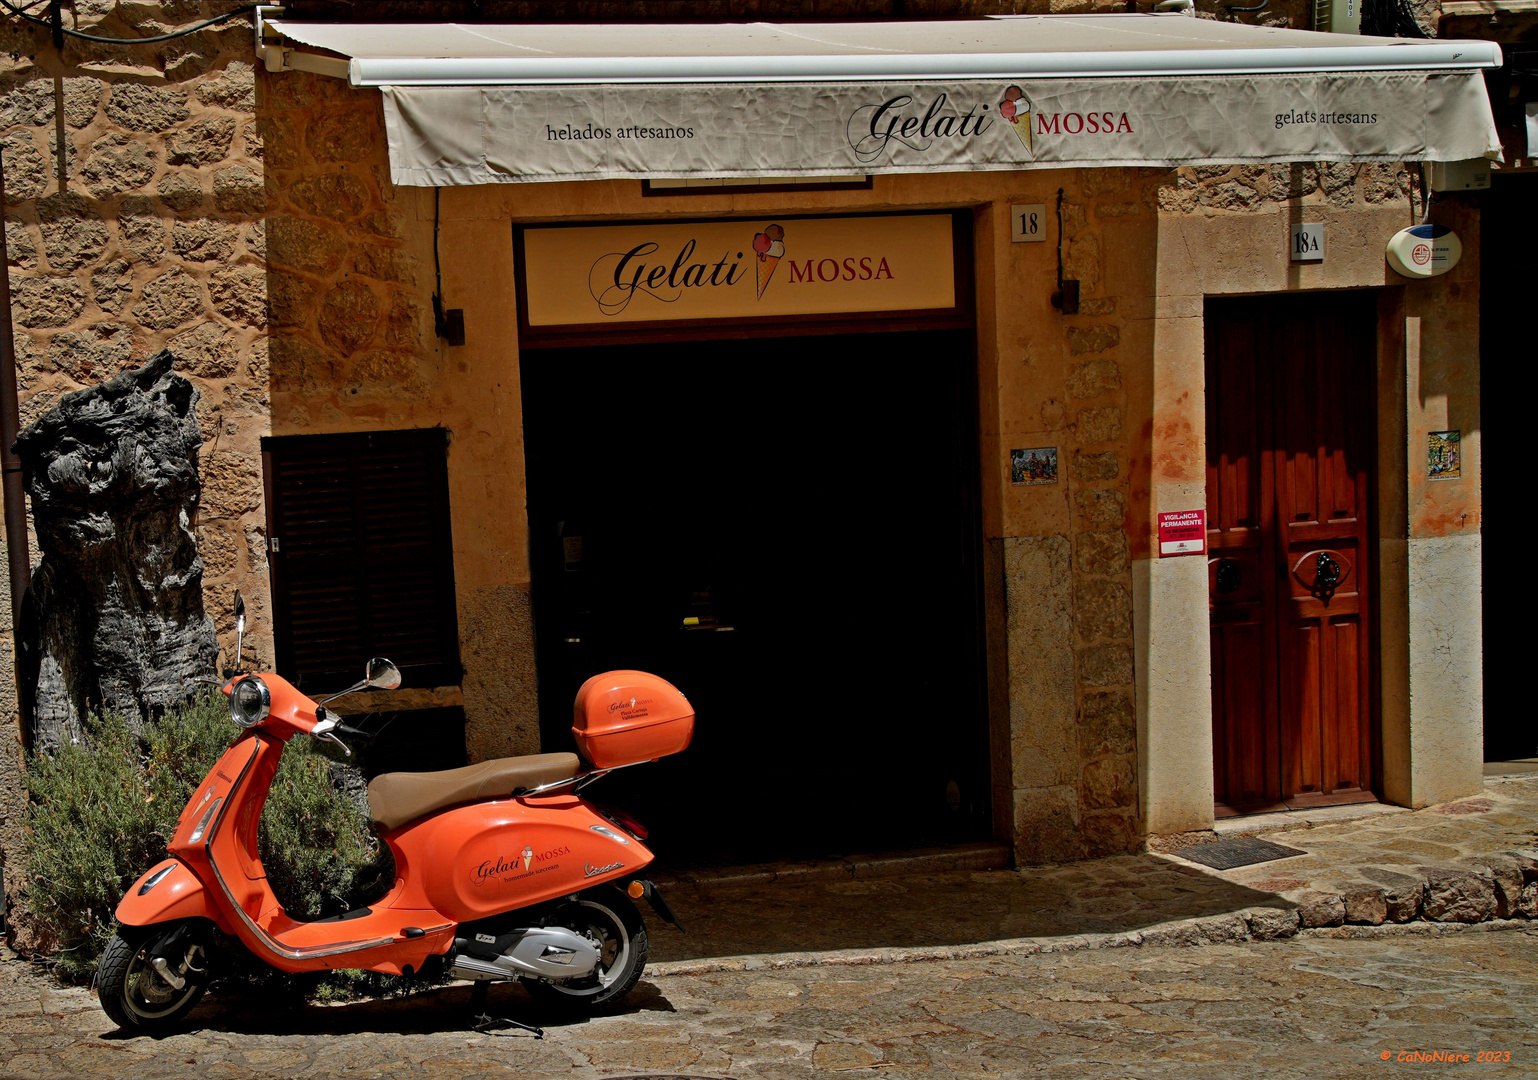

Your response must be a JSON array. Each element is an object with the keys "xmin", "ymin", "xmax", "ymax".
[{"xmin": 1206, "ymin": 294, "xmax": 1377, "ymax": 814}]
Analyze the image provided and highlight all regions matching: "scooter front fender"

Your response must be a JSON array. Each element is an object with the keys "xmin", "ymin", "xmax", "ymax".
[{"xmin": 115, "ymin": 858, "xmax": 230, "ymax": 931}]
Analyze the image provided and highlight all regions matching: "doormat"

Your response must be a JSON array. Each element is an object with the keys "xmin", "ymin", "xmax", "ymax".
[{"xmin": 1177, "ymin": 836, "xmax": 1307, "ymax": 871}]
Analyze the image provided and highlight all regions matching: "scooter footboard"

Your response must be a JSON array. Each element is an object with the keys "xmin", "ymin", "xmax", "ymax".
[{"xmin": 116, "ymin": 858, "xmax": 232, "ymax": 931}]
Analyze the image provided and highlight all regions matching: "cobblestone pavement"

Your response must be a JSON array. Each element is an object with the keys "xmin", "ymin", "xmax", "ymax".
[
  {"xmin": 3, "ymin": 924, "xmax": 1536, "ymax": 1079},
  {"xmin": 647, "ymin": 777, "xmax": 1538, "ymax": 966}
]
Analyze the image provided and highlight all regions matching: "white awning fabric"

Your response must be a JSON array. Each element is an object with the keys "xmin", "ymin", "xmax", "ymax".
[{"xmin": 261, "ymin": 15, "xmax": 1504, "ymax": 187}]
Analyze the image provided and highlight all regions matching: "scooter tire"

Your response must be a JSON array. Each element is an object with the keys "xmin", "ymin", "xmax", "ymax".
[
  {"xmin": 97, "ymin": 921, "xmax": 211, "ymax": 1033},
  {"xmin": 524, "ymin": 886, "xmax": 649, "ymax": 1014}
]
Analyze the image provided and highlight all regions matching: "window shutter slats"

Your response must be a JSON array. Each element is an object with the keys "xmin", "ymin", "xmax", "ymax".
[{"xmin": 262, "ymin": 429, "xmax": 461, "ymax": 691}]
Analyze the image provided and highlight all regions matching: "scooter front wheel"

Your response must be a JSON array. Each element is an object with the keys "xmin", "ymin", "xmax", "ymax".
[
  {"xmin": 524, "ymin": 885, "xmax": 648, "ymax": 1013},
  {"xmin": 97, "ymin": 919, "xmax": 212, "ymax": 1032}
]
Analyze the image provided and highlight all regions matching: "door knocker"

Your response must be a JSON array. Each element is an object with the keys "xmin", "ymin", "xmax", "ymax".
[{"xmin": 1312, "ymin": 551, "xmax": 1342, "ymax": 600}]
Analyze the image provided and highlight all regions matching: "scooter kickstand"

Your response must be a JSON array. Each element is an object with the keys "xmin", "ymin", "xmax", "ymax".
[{"xmin": 467, "ymin": 981, "xmax": 544, "ymax": 1038}]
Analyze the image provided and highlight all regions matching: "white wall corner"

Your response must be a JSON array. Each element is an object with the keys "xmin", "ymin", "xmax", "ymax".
[
  {"xmin": 1403, "ymin": 532, "xmax": 1484, "ymax": 808},
  {"xmin": 1134, "ymin": 553, "xmax": 1215, "ymax": 835}
]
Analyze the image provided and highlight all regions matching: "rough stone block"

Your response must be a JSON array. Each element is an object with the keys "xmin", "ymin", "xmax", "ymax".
[
  {"xmin": 1, "ymin": 132, "xmax": 48, "ymax": 202},
  {"xmin": 168, "ymin": 115, "xmax": 236, "ymax": 166},
  {"xmin": 88, "ymin": 258, "xmax": 130, "ymax": 314},
  {"xmin": 171, "ymin": 219, "xmax": 238, "ymax": 262},
  {"xmin": 1297, "ymin": 893, "xmax": 1345, "ymax": 928},
  {"xmin": 6, "ymin": 217, "xmax": 38, "ymax": 269},
  {"xmin": 157, "ymin": 171, "xmax": 205, "ymax": 213},
  {"xmin": 210, "ymin": 265, "xmax": 270, "ymax": 327},
  {"xmin": 37, "ymin": 192, "xmax": 108, "ymax": 272},
  {"xmin": 1066, "ymin": 357, "xmax": 1122, "ymax": 400},
  {"xmin": 80, "ymin": 133, "xmax": 157, "ymax": 198},
  {"xmin": 1074, "ymin": 406, "xmax": 1122, "ymax": 445},
  {"xmin": 1013, "ymin": 785, "xmax": 1082, "ymax": 866},
  {"xmin": 133, "ymin": 267, "xmax": 204, "ymax": 330},
  {"xmin": 1072, "ymin": 450, "xmax": 1119, "ymax": 482},
  {"xmin": 288, "ymin": 172, "xmax": 371, "ymax": 222},
  {"xmin": 1078, "ymin": 644, "xmax": 1132, "ymax": 687},
  {"xmin": 1384, "ymin": 884, "xmax": 1423, "ymax": 923},
  {"xmin": 1079, "ymin": 691, "xmax": 1135, "ymax": 755},
  {"xmin": 168, "ymin": 322, "xmax": 239, "ymax": 379},
  {"xmin": 1073, "ymin": 576, "xmax": 1132, "ymax": 641},
  {"xmin": 11, "ymin": 277, "xmax": 86, "ymax": 328},
  {"xmin": 47, "ymin": 324, "xmax": 134, "ymax": 382},
  {"xmin": 268, "ymin": 335, "xmax": 340, "ymax": 397},
  {"xmin": 1483, "ymin": 859, "xmax": 1526, "ymax": 919},
  {"xmin": 213, "ymin": 165, "xmax": 266, "ymax": 214},
  {"xmin": 1245, "ymin": 907, "xmax": 1300, "ymax": 940},
  {"xmin": 1081, "ymin": 756, "xmax": 1136, "ymax": 810},
  {"xmin": 1343, "ymin": 889, "xmax": 1387, "ymax": 925},
  {"xmin": 319, "ymin": 279, "xmax": 383, "ymax": 353},
  {"xmin": 106, "ymin": 83, "xmax": 190, "ymax": 132},
  {"xmin": 1423, "ymin": 872, "xmax": 1497, "ymax": 923},
  {"xmin": 1519, "ymin": 882, "xmax": 1538, "ymax": 918},
  {"xmin": 309, "ymin": 107, "xmax": 378, "ymax": 164},
  {"xmin": 1066, "ymin": 324, "xmax": 1120, "ymax": 356},
  {"xmin": 1073, "ymin": 488, "xmax": 1126, "ymax": 526},
  {"xmin": 118, "ymin": 196, "xmax": 167, "ymax": 262},
  {"xmin": 196, "ymin": 61, "xmax": 257, "ymax": 112},
  {"xmin": 268, "ymin": 216, "xmax": 348, "ymax": 276},
  {"xmin": 1080, "ymin": 808, "xmax": 1140, "ymax": 855}
]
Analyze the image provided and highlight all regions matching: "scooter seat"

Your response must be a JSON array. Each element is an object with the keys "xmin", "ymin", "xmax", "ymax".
[{"xmin": 366, "ymin": 752, "xmax": 582, "ymax": 833}]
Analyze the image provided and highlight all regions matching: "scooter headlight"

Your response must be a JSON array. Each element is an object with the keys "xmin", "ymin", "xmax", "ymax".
[{"xmin": 229, "ymin": 676, "xmax": 271, "ymax": 728}]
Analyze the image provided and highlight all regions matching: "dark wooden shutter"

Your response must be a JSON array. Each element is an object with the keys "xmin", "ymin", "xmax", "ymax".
[{"xmin": 262, "ymin": 429, "xmax": 461, "ymax": 691}]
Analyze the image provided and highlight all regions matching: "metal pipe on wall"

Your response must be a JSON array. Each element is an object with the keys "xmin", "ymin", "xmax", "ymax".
[{"xmin": 0, "ymin": 148, "xmax": 34, "ymax": 644}]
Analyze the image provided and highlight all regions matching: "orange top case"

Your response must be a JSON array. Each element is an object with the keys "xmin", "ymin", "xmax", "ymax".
[{"xmin": 572, "ymin": 670, "xmax": 694, "ymax": 769}]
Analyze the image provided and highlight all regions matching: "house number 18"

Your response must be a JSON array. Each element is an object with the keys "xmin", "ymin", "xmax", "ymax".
[{"xmin": 1011, "ymin": 204, "xmax": 1047, "ymax": 243}]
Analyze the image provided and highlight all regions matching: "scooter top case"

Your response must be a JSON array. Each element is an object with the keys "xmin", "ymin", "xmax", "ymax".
[{"xmin": 572, "ymin": 670, "xmax": 696, "ymax": 769}]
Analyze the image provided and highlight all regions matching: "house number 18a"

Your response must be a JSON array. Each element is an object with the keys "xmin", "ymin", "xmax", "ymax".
[{"xmin": 1011, "ymin": 204, "xmax": 1047, "ymax": 243}]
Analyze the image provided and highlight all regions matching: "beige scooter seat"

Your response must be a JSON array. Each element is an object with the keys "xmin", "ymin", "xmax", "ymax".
[{"xmin": 367, "ymin": 752, "xmax": 581, "ymax": 833}]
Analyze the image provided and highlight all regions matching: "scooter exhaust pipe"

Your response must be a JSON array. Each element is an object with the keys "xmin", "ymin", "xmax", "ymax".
[{"xmin": 448, "ymin": 926, "xmax": 600, "ymax": 981}]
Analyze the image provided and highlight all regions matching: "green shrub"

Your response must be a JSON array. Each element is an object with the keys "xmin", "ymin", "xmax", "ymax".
[{"xmin": 22, "ymin": 691, "xmax": 387, "ymax": 984}]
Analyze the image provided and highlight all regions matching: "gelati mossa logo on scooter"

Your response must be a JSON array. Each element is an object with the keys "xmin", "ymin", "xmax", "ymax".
[
  {"xmin": 609, "ymin": 696, "xmax": 654, "ymax": 722},
  {"xmin": 473, "ymin": 843, "xmax": 571, "ymax": 886}
]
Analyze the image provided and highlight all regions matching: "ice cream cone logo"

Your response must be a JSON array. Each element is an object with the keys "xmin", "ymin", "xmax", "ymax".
[
  {"xmin": 521, "ymin": 845, "xmax": 533, "ymax": 871},
  {"xmin": 999, "ymin": 85, "xmax": 1032, "ymax": 156},
  {"xmin": 752, "ymin": 224, "xmax": 786, "ymax": 299}
]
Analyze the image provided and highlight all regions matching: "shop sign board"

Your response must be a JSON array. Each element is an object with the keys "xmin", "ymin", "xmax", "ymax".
[
  {"xmin": 382, "ymin": 71, "xmax": 1498, "ymax": 186},
  {"xmin": 1158, "ymin": 510, "xmax": 1207, "ymax": 557},
  {"xmin": 1385, "ymin": 223, "xmax": 1461, "ymax": 278},
  {"xmin": 519, "ymin": 213, "xmax": 957, "ymax": 328}
]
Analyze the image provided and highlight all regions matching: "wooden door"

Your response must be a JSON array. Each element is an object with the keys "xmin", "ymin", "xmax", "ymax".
[{"xmin": 1206, "ymin": 294, "xmax": 1377, "ymax": 814}]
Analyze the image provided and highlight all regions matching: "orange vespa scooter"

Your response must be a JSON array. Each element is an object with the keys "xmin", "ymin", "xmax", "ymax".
[{"xmin": 98, "ymin": 596, "xmax": 692, "ymax": 1034}]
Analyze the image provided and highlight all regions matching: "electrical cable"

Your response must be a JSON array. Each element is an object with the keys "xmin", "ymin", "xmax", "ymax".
[
  {"xmin": 433, "ymin": 187, "xmax": 445, "ymax": 336},
  {"xmin": 0, "ymin": 0, "xmax": 255, "ymax": 46}
]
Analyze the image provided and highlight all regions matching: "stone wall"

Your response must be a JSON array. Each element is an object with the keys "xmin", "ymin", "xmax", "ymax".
[{"xmin": 3, "ymin": 4, "xmax": 271, "ymax": 672}]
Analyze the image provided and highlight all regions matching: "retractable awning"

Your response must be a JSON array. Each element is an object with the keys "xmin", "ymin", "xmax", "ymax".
[{"xmin": 258, "ymin": 14, "xmax": 1504, "ymax": 187}]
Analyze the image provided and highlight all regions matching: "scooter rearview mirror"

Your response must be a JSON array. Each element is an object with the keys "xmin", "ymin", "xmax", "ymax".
[
  {"xmin": 365, "ymin": 657, "xmax": 402, "ymax": 691},
  {"xmin": 233, "ymin": 591, "xmax": 247, "ymax": 676}
]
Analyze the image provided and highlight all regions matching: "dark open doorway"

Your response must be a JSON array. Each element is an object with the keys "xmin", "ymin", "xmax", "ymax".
[
  {"xmin": 521, "ymin": 329, "xmax": 990, "ymax": 864},
  {"xmin": 1481, "ymin": 173, "xmax": 1532, "ymax": 763}
]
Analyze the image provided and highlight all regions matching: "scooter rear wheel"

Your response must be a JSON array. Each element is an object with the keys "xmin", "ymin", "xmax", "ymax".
[
  {"xmin": 97, "ymin": 920, "xmax": 212, "ymax": 1032},
  {"xmin": 524, "ymin": 886, "xmax": 648, "ymax": 1013}
]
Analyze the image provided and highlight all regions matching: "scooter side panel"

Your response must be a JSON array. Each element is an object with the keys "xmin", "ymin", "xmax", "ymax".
[
  {"xmin": 115, "ymin": 858, "xmax": 235, "ymax": 933},
  {"xmin": 387, "ymin": 795, "xmax": 654, "ymax": 922}
]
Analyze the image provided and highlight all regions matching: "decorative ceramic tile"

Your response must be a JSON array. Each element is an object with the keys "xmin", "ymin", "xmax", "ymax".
[
  {"xmin": 1011, "ymin": 446, "xmax": 1058, "ymax": 486},
  {"xmin": 1428, "ymin": 430, "xmax": 1461, "ymax": 480}
]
